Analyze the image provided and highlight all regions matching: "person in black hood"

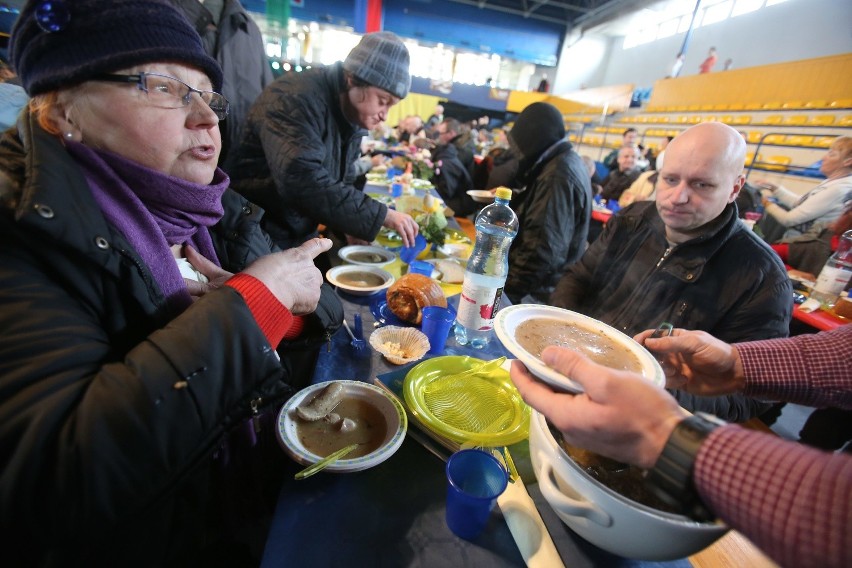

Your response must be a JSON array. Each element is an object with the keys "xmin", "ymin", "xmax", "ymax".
[{"xmin": 503, "ymin": 102, "xmax": 592, "ymax": 303}]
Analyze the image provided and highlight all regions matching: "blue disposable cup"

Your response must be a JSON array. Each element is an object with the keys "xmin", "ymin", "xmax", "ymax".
[
  {"xmin": 445, "ymin": 449, "xmax": 508, "ymax": 540},
  {"xmin": 399, "ymin": 234, "xmax": 427, "ymax": 264},
  {"xmin": 408, "ymin": 260, "xmax": 433, "ymax": 277},
  {"xmin": 391, "ymin": 182, "xmax": 403, "ymax": 198},
  {"xmin": 421, "ymin": 306, "xmax": 455, "ymax": 354}
]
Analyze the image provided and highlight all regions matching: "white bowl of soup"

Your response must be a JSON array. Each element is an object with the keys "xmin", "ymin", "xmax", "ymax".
[
  {"xmin": 276, "ymin": 380, "xmax": 407, "ymax": 473},
  {"xmin": 326, "ymin": 265, "xmax": 394, "ymax": 296},
  {"xmin": 494, "ymin": 305, "xmax": 663, "ymax": 393},
  {"xmin": 338, "ymin": 245, "xmax": 396, "ymax": 267}
]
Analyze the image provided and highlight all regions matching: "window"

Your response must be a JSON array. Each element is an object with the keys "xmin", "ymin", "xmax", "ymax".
[
  {"xmin": 700, "ymin": 0, "xmax": 733, "ymax": 26},
  {"xmin": 731, "ymin": 0, "xmax": 764, "ymax": 17}
]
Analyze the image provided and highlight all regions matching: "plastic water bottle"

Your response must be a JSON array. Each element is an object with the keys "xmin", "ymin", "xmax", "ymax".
[
  {"xmin": 454, "ymin": 188, "xmax": 518, "ymax": 348},
  {"xmin": 810, "ymin": 229, "xmax": 852, "ymax": 308}
]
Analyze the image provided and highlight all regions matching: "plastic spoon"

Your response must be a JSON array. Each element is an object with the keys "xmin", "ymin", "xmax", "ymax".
[
  {"xmin": 294, "ymin": 443, "xmax": 359, "ymax": 480},
  {"xmin": 342, "ymin": 320, "xmax": 366, "ymax": 352}
]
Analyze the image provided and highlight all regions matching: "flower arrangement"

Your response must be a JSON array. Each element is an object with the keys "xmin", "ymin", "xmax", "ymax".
[{"xmin": 391, "ymin": 149, "xmax": 435, "ymax": 181}]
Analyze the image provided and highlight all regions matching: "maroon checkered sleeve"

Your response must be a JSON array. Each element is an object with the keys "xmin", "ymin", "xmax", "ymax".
[
  {"xmin": 737, "ymin": 325, "xmax": 852, "ymax": 410},
  {"xmin": 695, "ymin": 426, "xmax": 852, "ymax": 568}
]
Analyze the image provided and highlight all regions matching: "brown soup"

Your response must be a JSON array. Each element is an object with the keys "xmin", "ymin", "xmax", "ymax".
[
  {"xmin": 515, "ymin": 318, "xmax": 643, "ymax": 373},
  {"xmin": 297, "ymin": 398, "xmax": 388, "ymax": 458},
  {"xmin": 337, "ymin": 271, "xmax": 386, "ymax": 287},
  {"xmin": 549, "ymin": 423, "xmax": 678, "ymax": 514},
  {"xmin": 347, "ymin": 251, "xmax": 389, "ymax": 264}
]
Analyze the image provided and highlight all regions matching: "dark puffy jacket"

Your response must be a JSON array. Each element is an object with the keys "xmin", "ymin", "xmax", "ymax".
[
  {"xmin": 505, "ymin": 141, "xmax": 592, "ymax": 302},
  {"xmin": 226, "ymin": 62, "xmax": 387, "ymax": 250},
  {"xmin": 173, "ymin": 0, "xmax": 273, "ymax": 165},
  {"xmin": 431, "ymin": 142, "xmax": 476, "ymax": 217},
  {"xmin": 551, "ymin": 201, "xmax": 792, "ymax": 421},
  {"xmin": 0, "ymin": 114, "xmax": 340, "ymax": 565}
]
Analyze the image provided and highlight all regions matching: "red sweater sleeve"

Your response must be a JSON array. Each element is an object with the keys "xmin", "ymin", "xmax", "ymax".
[
  {"xmin": 695, "ymin": 426, "xmax": 852, "ymax": 568},
  {"xmin": 225, "ymin": 273, "xmax": 302, "ymax": 347}
]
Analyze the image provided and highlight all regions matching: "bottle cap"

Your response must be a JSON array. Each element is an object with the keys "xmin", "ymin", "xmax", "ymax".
[{"xmin": 495, "ymin": 187, "xmax": 512, "ymax": 200}]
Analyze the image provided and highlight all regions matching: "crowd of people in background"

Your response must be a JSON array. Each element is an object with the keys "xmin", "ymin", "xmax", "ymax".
[{"xmin": 0, "ymin": 1, "xmax": 849, "ymax": 566}]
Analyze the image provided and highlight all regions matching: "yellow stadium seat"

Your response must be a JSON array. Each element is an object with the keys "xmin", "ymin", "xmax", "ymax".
[
  {"xmin": 728, "ymin": 103, "xmax": 745, "ymax": 111},
  {"xmin": 593, "ymin": 126, "xmax": 607, "ymax": 133},
  {"xmin": 785, "ymin": 135, "xmax": 814, "ymax": 147},
  {"xmin": 730, "ymin": 115, "xmax": 752, "ymax": 125},
  {"xmin": 713, "ymin": 104, "xmax": 730, "ymax": 111},
  {"xmin": 674, "ymin": 105, "xmax": 689, "ymax": 112},
  {"xmin": 700, "ymin": 115, "xmax": 717, "ymax": 123},
  {"xmin": 745, "ymin": 152, "xmax": 762, "ymax": 166},
  {"xmin": 687, "ymin": 104, "xmax": 701, "ymax": 111},
  {"xmin": 813, "ymin": 136, "xmax": 835, "ymax": 148},
  {"xmin": 839, "ymin": 115, "xmax": 852, "ymax": 127},
  {"xmin": 719, "ymin": 115, "xmax": 735, "ymax": 124},
  {"xmin": 667, "ymin": 129, "xmax": 679, "ymax": 137},
  {"xmin": 783, "ymin": 115, "xmax": 808, "ymax": 125},
  {"xmin": 747, "ymin": 131, "xmax": 763, "ymax": 144},
  {"xmin": 782, "ymin": 101, "xmax": 804, "ymax": 109},
  {"xmin": 569, "ymin": 134, "xmax": 578, "ymax": 142},
  {"xmin": 829, "ymin": 98, "xmax": 852, "ymax": 109},
  {"xmin": 657, "ymin": 116, "xmax": 670, "ymax": 123},
  {"xmin": 762, "ymin": 115, "xmax": 783, "ymax": 125},
  {"xmin": 675, "ymin": 116, "xmax": 689, "ymax": 124},
  {"xmin": 764, "ymin": 134, "xmax": 785, "ymax": 145},
  {"xmin": 762, "ymin": 101, "xmax": 782, "ymax": 110},
  {"xmin": 760, "ymin": 156, "xmax": 792, "ymax": 172},
  {"xmin": 807, "ymin": 115, "xmax": 835, "ymax": 126},
  {"xmin": 700, "ymin": 104, "xmax": 715, "ymax": 111},
  {"xmin": 687, "ymin": 116, "xmax": 701, "ymax": 124},
  {"xmin": 804, "ymin": 100, "xmax": 829, "ymax": 109}
]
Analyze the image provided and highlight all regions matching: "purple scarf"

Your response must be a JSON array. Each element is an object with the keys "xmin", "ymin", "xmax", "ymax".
[{"xmin": 66, "ymin": 141, "xmax": 229, "ymax": 313}]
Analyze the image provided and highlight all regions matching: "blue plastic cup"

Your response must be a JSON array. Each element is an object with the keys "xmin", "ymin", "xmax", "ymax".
[
  {"xmin": 445, "ymin": 449, "xmax": 508, "ymax": 540},
  {"xmin": 408, "ymin": 260, "xmax": 433, "ymax": 277},
  {"xmin": 421, "ymin": 306, "xmax": 455, "ymax": 354},
  {"xmin": 399, "ymin": 234, "xmax": 427, "ymax": 264},
  {"xmin": 391, "ymin": 182, "xmax": 404, "ymax": 198}
]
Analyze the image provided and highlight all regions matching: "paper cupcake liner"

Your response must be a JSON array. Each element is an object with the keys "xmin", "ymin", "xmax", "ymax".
[{"xmin": 370, "ymin": 326, "xmax": 430, "ymax": 365}]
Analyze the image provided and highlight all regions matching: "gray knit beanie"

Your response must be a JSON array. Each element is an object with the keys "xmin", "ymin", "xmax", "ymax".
[
  {"xmin": 11, "ymin": 0, "xmax": 223, "ymax": 96},
  {"xmin": 343, "ymin": 31, "xmax": 411, "ymax": 100}
]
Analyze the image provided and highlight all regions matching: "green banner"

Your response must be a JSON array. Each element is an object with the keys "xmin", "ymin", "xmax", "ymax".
[{"xmin": 267, "ymin": 0, "xmax": 290, "ymax": 30}]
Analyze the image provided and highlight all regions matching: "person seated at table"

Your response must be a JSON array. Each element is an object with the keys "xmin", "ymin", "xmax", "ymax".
[
  {"xmin": 503, "ymin": 102, "xmax": 592, "ymax": 304},
  {"xmin": 617, "ymin": 169, "xmax": 658, "ymax": 208},
  {"xmin": 772, "ymin": 202, "xmax": 852, "ymax": 280},
  {"xmin": 226, "ymin": 31, "xmax": 419, "ymax": 252},
  {"xmin": 755, "ymin": 136, "xmax": 852, "ymax": 242},
  {"xmin": 0, "ymin": 1, "xmax": 343, "ymax": 564},
  {"xmin": 551, "ymin": 122, "xmax": 792, "ymax": 422},
  {"xmin": 509, "ymin": 326, "xmax": 852, "ymax": 568},
  {"xmin": 431, "ymin": 118, "xmax": 476, "ymax": 217},
  {"xmin": 599, "ymin": 145, "xmax": 642, "ymax": 202},
  {"xmin": 602, "ymin": 128, "xmax": 648, "ymax": 171},
  {"xmin": 395, "ymin": 114, "xmax": 425, "ymax": 145}
]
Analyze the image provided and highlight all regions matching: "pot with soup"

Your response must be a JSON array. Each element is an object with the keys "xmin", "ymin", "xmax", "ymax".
[{"xmin": 529, "ymin": 410, "xmax": 728, "ymax": 560}]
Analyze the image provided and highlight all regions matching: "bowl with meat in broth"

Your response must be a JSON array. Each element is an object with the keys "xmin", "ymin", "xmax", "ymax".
[
  {"xmin": 494, "ymin": 305, "xmax": 664, "ymax": 393},
  {"xmin": 276, "ymin": 380, "xmax": 407, "ymax": 473}
]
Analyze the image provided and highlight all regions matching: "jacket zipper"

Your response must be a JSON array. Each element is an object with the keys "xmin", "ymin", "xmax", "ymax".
[{"xmin": 656, "ymin": 246, "xmax": 673, "ymax": 268}]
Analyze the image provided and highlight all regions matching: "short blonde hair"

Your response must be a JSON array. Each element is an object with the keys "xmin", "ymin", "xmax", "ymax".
[{"xmin": 832, "ymin": 136, "xmax": 852, "ymax": 162}]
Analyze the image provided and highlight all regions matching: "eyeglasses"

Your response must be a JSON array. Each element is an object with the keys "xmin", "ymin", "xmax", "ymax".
[{"xmin": 93, "ymin": 72, "xmax": 230, "ymax": 121}]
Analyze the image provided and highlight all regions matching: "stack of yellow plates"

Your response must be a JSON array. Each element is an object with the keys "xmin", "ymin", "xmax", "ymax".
[{"xmin": 403, "ymin": 356, "xmax": 530, "ymax": 447}]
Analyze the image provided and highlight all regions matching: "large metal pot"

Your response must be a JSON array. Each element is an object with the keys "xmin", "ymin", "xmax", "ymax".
[{"xmin": 529, "ymin": 410, "xmax": 728, "ymax": 560}]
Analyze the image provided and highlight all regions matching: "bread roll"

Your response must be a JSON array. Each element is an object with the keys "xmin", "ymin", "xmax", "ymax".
[{"xmin": 387, "ymin": 273, "xmax": 447, "ymax": 324}]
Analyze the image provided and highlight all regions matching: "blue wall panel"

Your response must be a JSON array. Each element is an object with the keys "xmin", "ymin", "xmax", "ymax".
[
  {"xmin": 244, "ymin": 0, "xmax": 563, "ymax": 66},
  {"xmin": 410, "ymin": 77, "xmax": 508, "ymax": 112}
]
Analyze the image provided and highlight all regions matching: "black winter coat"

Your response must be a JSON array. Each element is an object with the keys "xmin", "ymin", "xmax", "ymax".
[
  {"xmin": 0, "ymin": 114, "xmax": 340, "ymax": 565},
  {"xmin": 227, "ymin": 62, "xmax": 387, "ymax": 250},
  {"xmin": 431, "ymin": 142, "xmax": 476, "ymax": 217},
  {"xmin": 505, "ymin": 141, "xmax": 592, "ymax": 302},
  {"xmin": 551, "ymin": 201, "xmax": 793, "ymax": 420}
]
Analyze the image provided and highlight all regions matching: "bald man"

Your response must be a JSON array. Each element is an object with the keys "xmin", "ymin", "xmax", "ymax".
[{"xmin": 551, "ymin": 122, "xmax": 792, "ymax": 422}]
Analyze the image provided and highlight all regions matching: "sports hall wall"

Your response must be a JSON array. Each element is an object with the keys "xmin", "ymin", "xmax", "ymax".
[{"xmin": 554, "ymin": 0, "xmax": 852, "ymax": 94}]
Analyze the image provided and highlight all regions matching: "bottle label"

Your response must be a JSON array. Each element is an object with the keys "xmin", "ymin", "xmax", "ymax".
[
  {"xmin": 813, "ymin": 265, "xmax": 852, "ymax": 297},
  {"xmin": 457, "ymin": 282, "xmax": 504, "ymax": 331}
]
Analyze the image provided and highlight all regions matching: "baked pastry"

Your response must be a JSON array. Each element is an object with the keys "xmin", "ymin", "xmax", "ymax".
[{"xmin": 386, "ymin": 273, "xmax": 447, "ymax": 324}]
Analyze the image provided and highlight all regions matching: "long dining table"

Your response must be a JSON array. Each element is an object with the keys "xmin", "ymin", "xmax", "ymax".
[{"xmin": 258, "ymin": 231, "xmax": 774, "ymax": 567}]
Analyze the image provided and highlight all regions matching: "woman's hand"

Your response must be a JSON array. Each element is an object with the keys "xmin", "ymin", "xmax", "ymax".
[
  {"xmin": 635, "ymin": 328, "xmax": 746, "ymax": 396},
  {"xmin": 183, "ymin": 245, "xmax": 234, "ymax": 300},
  {"xmin": 239, "ymin": 238, "xmax": 332, "ymax": 315},
  {"xmin": 509, "ymin": 347, "xmax": 685, "ymax": 469},
  {"xmin": 383, "ymin": 209, "xmax": 419, "ymax": 248}
]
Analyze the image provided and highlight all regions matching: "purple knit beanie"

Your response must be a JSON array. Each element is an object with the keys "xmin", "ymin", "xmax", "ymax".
[{"xmin": 10, "ymin": 0, "xmax": 223, "ymax": 95}]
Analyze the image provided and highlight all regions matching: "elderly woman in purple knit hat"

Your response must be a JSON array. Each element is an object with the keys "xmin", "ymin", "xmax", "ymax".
[{"xmin": 0, "ymin": 0, "xmax": 342, "ymax": 564}]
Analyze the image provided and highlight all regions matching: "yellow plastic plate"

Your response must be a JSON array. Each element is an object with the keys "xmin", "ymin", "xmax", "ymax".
[{"xmin": 403, "ymin": 356, "xmax": 530, "ymax": 447}]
